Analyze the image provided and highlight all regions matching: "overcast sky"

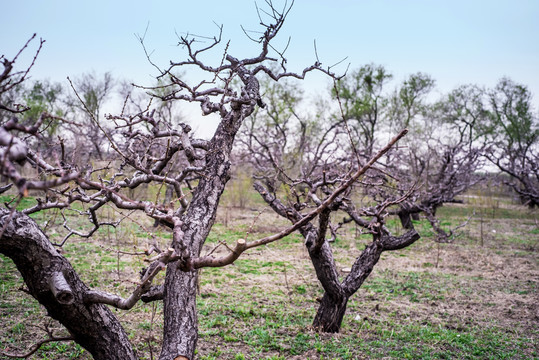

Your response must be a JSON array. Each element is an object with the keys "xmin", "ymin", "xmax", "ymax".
[{"xmin": 2, "ymin": 0, "xmax": 538, "ymax": 135}]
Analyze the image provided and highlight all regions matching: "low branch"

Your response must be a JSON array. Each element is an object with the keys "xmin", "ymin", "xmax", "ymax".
[
  {"xmin": 0, "ymin": 183, "xmax": 12, "ymax": 194},
  {"xmin": 380, "ymin": 229, "xmax": 421, "ymax": 251},
  {"xmin": 141, "ymin": 285, "xmax": 164, "ymax": 303},
  {"xmin": 191, "ymin": 239, "xmax": 246, "ymax": 268},
  {"xmin": 84, "ymin": 248, "xmax": 175, "ymax": 309}
]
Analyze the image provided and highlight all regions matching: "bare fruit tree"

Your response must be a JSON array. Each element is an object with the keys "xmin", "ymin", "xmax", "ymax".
[
  {"xmin": 485, "ymin": 78, "xmax": 538, "ymax": 208},
  {"xmin": 237, "ymin": 65, "xmax": 494, "ymax": 332},
  {"xmin": 0, "ymin": 4, "xmax": 408, "ymax": 360},
  {"xmin": 238, "ymin": 77, "xmax": 418, "ymax": 332},
  {"xmin": 332, "ymin": 69, "xmax": 485, "ymax": 240},
  {"xmin": 64, "ymin": 72, "xmax": 116, "ymax": 161},
  {"xmin": 390, "ymin": 82, "xmax": 487, "ymax": 240}
]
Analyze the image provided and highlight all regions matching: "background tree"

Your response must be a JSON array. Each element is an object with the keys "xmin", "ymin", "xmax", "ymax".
[
  {"xmin": 239, "ymin": 76, "xmax": 417, "ymax": 332},
  {"xmin": 332, "ymin": 64, "xmax": 393, "ymax": 158},
  {"xmin": 391, "ymin": 81, "xmax": 487, "ymax": 237},
  {"xmin": 485, "ymin": 78, "xmax": 538, "ymax": 207},
  {"xmin": 65, "ymin": 71, "xmax": 115, "ymax": 161}
]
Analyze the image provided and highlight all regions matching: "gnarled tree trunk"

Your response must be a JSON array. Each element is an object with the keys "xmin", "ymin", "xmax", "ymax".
[
  {"xmin": 159, "ymin": 70, "xmax": 258, "ymax": 360},
  {"xmin": 160, "ymin": 267, "xmax": 199, "ymax": 360},
  {"xmin": 312, "ymin": 230, "xmax": 420, "ymax": 332},
  {"xmin": 313, "ymin": 293, "xmax": 349, "ymax": 333},
  {"xmin": 0, "ymin": 209, "xmax": 138, "ymax": 360}
]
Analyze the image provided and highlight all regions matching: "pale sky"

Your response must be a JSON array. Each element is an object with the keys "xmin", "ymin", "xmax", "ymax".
[{"xmin": 2, "ymin": 0, "xmax": 538, "ymax": 135}]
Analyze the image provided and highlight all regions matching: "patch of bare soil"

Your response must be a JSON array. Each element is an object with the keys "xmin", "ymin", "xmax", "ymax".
[{"xmin": 349, "ymin": 232, "xmax": 533, "ymax": 341}]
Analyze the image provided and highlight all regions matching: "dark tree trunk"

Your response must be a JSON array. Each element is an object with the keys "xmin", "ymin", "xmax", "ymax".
[
  {"xmin": 159, "ymin": 266, "xmax": 199, "ymax": 360},
  {"xmin": 313, "ymin": 230, "xmax": 420, "ymax": 332},
  {"xmin": 398, "ymin": 209, "xmax": 420, "ymax": 229},
  {"xmin": 312, "ymin": 292, "xmax": 349, "ymax": 333},
  {"xmin": 309, "ymin": 239, "xmax": 383, "ymax": 333},
  {"xmin": 159, "ymin": 89, "xmax": 251, "ymax": 360},
  {"xmin": 158, "ymin": 148, "xmax": 230, "ymax": 360},
  {"xmin": 305, "ymin": 231, "xmax": 349, "ymax": 333},
  {"xmin": 0, "ymin": 209, "xmax": 138, "ymax": 360},
  {"xmin": 398, "ymin": 210, "xmax": 414, "ymax": 229}
]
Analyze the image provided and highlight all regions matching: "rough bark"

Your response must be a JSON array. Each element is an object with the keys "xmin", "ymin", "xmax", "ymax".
[
  {"xmin": 159, "ymin": 131, "xmax": 232, "ymax": 360},
  {"xmin": 305, "ymin": 232, "xmax": 343, "ymax": 301},
  {"xmin": 159, "ymin": 77, "xmax": 256, "ymax": 360},
  {"xmin": 309, "ymin": 240, "xmax": 384, "ymax": 332},
  {"xmin": 0, "ymin": 209, "xmax": 138, "ymax": 360},
  {"xmin": 160, "ymin": 266, "xmax": 199, "ymax": 360},
  {"xmin": 312, "ymin": 292, "xmax": 349, "ymax": 333},
  {"xmin": 312, "ymin": 229, "xmax": 420, "ymax": 332},
  {"xmin": 305, "ymin": 221, "xmax": 350, "ymax": 332}
]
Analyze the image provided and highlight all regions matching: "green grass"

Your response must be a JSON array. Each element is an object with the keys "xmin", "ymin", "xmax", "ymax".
[
  {"xmin": 362, "ymin": 270, "xmax": 449, "ymax": 302},
  {"xmin": 196, "ymin": 286, "xmax": 537, "ymax": 359},
  {"xmin": 437, "ymin": 202, "xmax": 536, "ymax": 220},
  {"xmin": 0, "ymin": 195, "xmax": 38, "ymax": 210},
  {"xmin": 35, "ymin": 342, "xmax": 86, "ymax": 359}
]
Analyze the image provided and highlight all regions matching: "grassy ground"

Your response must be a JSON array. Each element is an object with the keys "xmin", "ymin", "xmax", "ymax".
[{"xmin": 0, "ymin": 193, "xmax": 537, "ymax": 359}]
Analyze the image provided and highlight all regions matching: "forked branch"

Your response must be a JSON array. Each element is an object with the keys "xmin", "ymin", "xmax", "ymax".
[{"xmin": 192, "ymin": 128, "xmax": 409, "ymax": 269}]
